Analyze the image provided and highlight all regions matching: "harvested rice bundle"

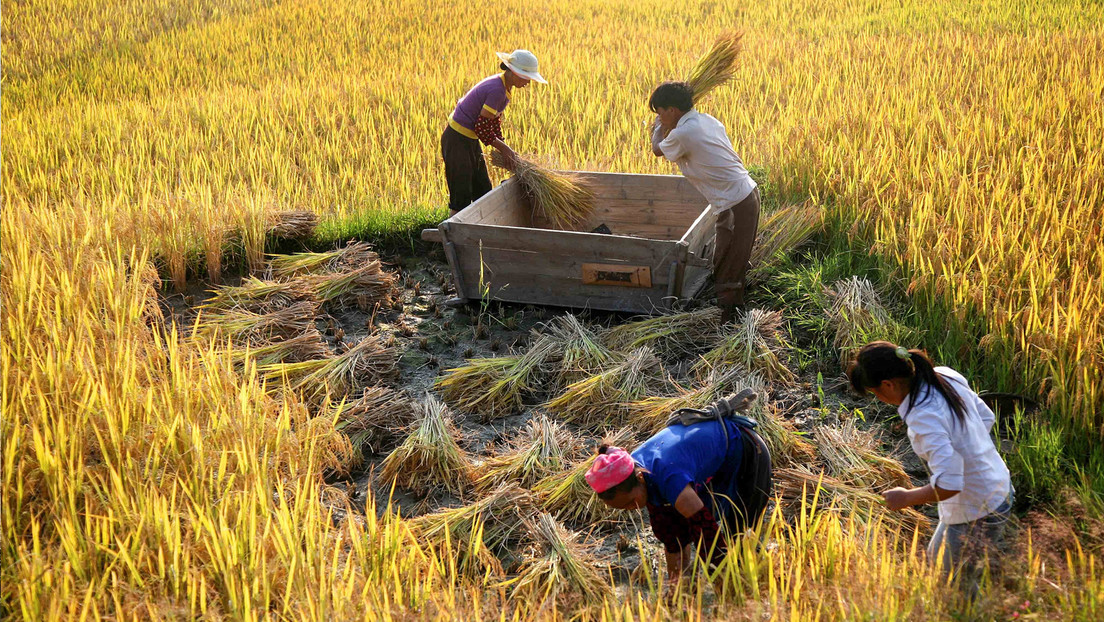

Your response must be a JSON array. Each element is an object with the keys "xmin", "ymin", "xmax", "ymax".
[
  {"xmin": 202, "ymin": 277, "xmax": 310, "ymax": 313},
  {"xmin": 435, "ymin": 336, "xmax": 561, "ymax": 420},
  {"xmin": 506, "ymin": 513, "xmax": 610, "ymax": 603},
  {"xmin": 332, "ymin": 386, "xmax": 418, "ymax": 454},
  {"xmin": 266, "ymin": 210, "xmax": 318, "ymax": 239},
  {"xmin": 230, "ymin": 330, "xmax": 331, "ymax": 366},
  {"xmin": 774, "ymin": 465, "xmax": 928, "ymax": 534},
  {"xmin": 541, "ymin": 314, "xmax": 618, "ymax": 388},
  {"xmin": 299, "ymin": 262, "xmax": 396, "ymax": 309},
  {"xmin": 269, "ymin": 242, "xmax": 380, "ymax": 279},
  {"xmin": 476, "ymin": 415, "xmax": 578, "ymax": 491},
  {"xmin": 545, "ymin": 348, "xmax": 666, "ymax": 428},
  {"xmin": 410, "ymin": 484, "xmax": 537, "ymax": 575},
  {"xmin": 262, "ymin": 334, "xmax": 398, "ymax": 402},
  {"xmin": 195, "ymin": 300, "xmax": 321, "ymax": 344},
  {"xmin": 746, "ymin": 203, "xmax": 824, "ymax": 285},
  {"xmin": 825, "ymin": 277, "xmax": 917, "ymax": 364},
  {"xmin": 685, "ymin": 31, "xmax": 744, "ymax": 103},
  {"xmin": 379, "ymin": 396, "xmax": 470, "ymax": 495},
  {"xmin": 622, "ymin": 367, "xmax": 746, "ymax": 434},
  {"xmin": 692, "ymin": 308, "xmax": 794, "ymax": 382},
  {"xmin": 534, "ymin": 428, "xmax": 637, "ymax": 526},
  {"xmin": 603, "ymin": 308, "xmax": 721, "ymax": 360},
  {"xmin": 812, "ymin": 419, "xmax": 910, "ymax": 489},
  {"xmin": 490, "ymin": 151, "xmax": 595, "ymax": 231}
]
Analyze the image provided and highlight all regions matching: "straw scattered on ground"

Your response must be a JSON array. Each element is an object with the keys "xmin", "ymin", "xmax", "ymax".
[
  {"xmin": 813, "ymin": 419, "xmax": 911, "ymax": 489},
  {"xmin": 505, "ymin": 513, "xmax": 611, "ymax": 604},
  {"xmin": 603, "ymin": 308, "xmax": 720, "ymax": 361}
]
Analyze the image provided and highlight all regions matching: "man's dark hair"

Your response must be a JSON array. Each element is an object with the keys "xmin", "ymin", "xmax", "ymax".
[
  {"xmin": 500, "ymin": 62, "xmax": 510, "ymax": 72},
  {"xmin": 649, "ymin": 81, "xmax": 694, "ymax": 113}
]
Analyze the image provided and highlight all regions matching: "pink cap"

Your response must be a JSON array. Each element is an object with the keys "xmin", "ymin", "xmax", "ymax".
[{"xmin": 584, "ymin": 447, "xmax": 635, "ymax": 493}]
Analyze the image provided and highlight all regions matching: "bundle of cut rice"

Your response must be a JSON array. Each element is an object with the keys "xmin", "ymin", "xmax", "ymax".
[
  {"xmin": 603, "ymin": 308, "xmax": 721, "ymax": 361},
  {"xmin": 692, "ymin": 308, "xmax": 794, "ymax": 382},
  {"xmin": 685, "ymin": 31, "xmax": 744, "ymax": 103},
  {"xmin": 746, "ymin": 203, "xmax": 824, "ymax": 284},
  {"xmin": 534, "ymin": 428, "xmax": 637, "ymax": 526},
  {"xmin": 774, "ymin": 466, "xmax": 929, "ymax": 535},
  {"xmin": 378, "ymin": 396, "xmax": 471, "ymax": 495},
  {"xmin": 331, "ymin": 386, "xmax": 418, "ymax": 454},
  {"xmin": 490, "ymin": 151, "xmax": 595, "ymax": 231},
  {"xmin": 202, "ymin": 277, "xmax": 311, "ymax": 313},
  {"xmin": 435, "ymin": 336, "xmax": 561, "ymax": 420},
  {"xmin": 298, "ymin": 261, "xmax": 396, "ymax": 309},
  {"xmin": 710, "ymin": 372, "xmax": 814, "ymax": 466},
  {"xmin": 195, "ymin": 300, "xmax": 321, "ymax": 344},
  {"xmin": 266, "ymin": 210, "xmax": 318, "ymax": 239},
  {"xmin": 540, "ymin": 314, "xmax": 619, "ymax": 389},
  {"xmin": 812, "ymin": 419, "xmax": 911, "ymax": 489},
  {"xmin": 261, "ymin": 334, "xmax": 398, "ymax": 402},
  {"xmin": 622, "ymin": 367, "xmax": 747, "ymax": 434},
  {"xmin": 476, "ymin": 415, "xmax": 579, "ymax": 491},
  {"xmin": 410, "ymin": 484, "xmax": 537, "ymax": 576},
  {"xmin": 545, "ymin": 348, "xmax": 667, "ymax": 428},
  {"xmin": 825, "ymin": 277, "xmax": 917, "ymax": 365},
  {"xmin": 269, "ymin": 242, "xmax": 380, "ymax": 279},
  {"xmin": 229, "ymin": 330, "xmax": 331, "ymax": 366},
  {"xmin": 505, "ymin": 513, "xmax": 610, "ymax": 603}
]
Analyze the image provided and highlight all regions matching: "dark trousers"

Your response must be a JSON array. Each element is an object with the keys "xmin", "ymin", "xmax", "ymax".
[
  {"xmin": 714, "ymin": 188, "xmax": 761, "ymax": 308},
  {"xmin": 441, "ymin": 126, "xmax": 492, "ymax": 215}
]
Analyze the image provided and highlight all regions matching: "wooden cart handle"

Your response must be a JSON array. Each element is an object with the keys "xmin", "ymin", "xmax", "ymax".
[{"xmin": 421, "ymin": 228, "xmax": 444, "ymax": 243}]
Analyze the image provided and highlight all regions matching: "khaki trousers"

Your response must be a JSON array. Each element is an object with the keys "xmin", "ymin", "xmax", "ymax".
[{"xmin": 713, "ymin": 188, "xmax": 760, "ymax": 308}]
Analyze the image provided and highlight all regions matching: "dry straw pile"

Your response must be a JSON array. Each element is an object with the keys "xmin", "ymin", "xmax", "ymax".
[{"xmin": 490, "ymin": 151, "xmax": 596, "ymax": 231}]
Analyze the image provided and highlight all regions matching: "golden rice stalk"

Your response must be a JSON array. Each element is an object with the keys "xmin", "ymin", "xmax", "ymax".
[
  {"xmin": 262, "ymin": 334, "xmax": 398, "ymax": 402},
  {"xmin": 540, "ymin": 314, "xmax": 619, "ymax": 389},
  {"xmin": 812, "ymin": 420, "xmax": 911, "ymax": 489},
  {"xmin": 298, "ymin": 262, "xmax": 396, "ymax": 309},
  {"xmin": 202, "ymin": 276, "xmax": 312, "ymax": 313},
  {"xmin": 410, "ymin": 484, "xmax": 537, "ymax": 576},
  {"xmin": 545, "ymin": 348, "xmax": 666, "ymax": 428},
  {"xmin": 746, "ymin": 203, "xmax": 824, "ymax": 285},
  {"xmin": 266, "ymin": 210, "xmax": 318, "ymax": 239},
  {"xmin": 194, "ymin": 300, "xmax": 321, "ymax": 344},
  {"xmin": 230, "ymin": 330, "xmax": 331, "ymax": 366},
  {"xmin": 685, "ymin": 31, "xmax": 744, "ymax": 103},
  {"xmin": 774, "ymin": 465, "xmax": 929, "ymax": 535},
  {"xmin": 435, "ymin": 336, "xmax": 561, "ymax": 420},
  {"xmin": 622, "ymin": 366, "xmax": 746, "ymax": 434},
  {"xmin": 692, "ymin": 308, "xmax": 794, "ymax": 382},
  {"xmin": 269, "ymin": 242, "xmax": 381, "ymax": 279},
  {"xmin": 505, "ymin": 513, "xmax": 610, "ymax": 603},
  {"xmin": 603, "ymin": 308, "xmax": 721, "ymax": 360},
  {"xmin": 490, "ymin": 150, "xmax": 595, "ymax": 231},
  {"xmin": 331, "ymin": 386, "xmax": 418, "ymax": 454},
  {"xmin": 476, "ymin": 415, "xmax": 578, "ymax": 491},
  {"xmin": 379, "ymin": 396, "xmax": 470, "ymax": 496},
  {"xmin": 825, "ymin": 276, "xmax": 917, "ymax": 365}
]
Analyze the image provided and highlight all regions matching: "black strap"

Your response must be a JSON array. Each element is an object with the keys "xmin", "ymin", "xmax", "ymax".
[{"xmin": 665, "ymin": 389, "xmax": 759, "ymax": 455}]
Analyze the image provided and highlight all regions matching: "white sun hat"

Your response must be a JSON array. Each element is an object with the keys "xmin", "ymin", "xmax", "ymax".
[{"xmin": 495, "ymin": 49, "xmax": 548, "ymax": 84}]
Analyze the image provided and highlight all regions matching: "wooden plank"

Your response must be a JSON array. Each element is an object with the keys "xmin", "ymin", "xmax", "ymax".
[
  {"xmin": 421, "ymin": 228, "xmax": 444, "ymax": 243},
  {"xmin": 461, "ymin": 270, "xmax": 676, "ymax": 313},
  {"xmin": 449, "ymin": 179, "xmax": 531, "ymax": 226},
  {"xmin": 446, "ymin": 222, "xmax": 683, "ymax": 269},
  {"xmin": 680, "ymin": 207, "xmax": 717, "ymax": 265},
  {"xmin": 451, "ymin": 245, "xmax": 676, "ymax": 286},
  {"xmin": 582, "ymin": 263, "xmax": 652, "ymax": 288}
]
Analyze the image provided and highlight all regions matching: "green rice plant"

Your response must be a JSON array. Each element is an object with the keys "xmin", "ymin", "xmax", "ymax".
[
  {"xmin": 603, "ymin": 308, "xmax": 720, "ymax": 361},
  {"xmin": 266, "ymin": 210, "xmax": 318, "ymax": 239},
  {"xmin": 623, "ymin": 366, "xmax": 747, "ymax": 434},
  {"xmin": 262, "ymin": 334, "xmax": 398, "ymax": 402},
  {"xmin": 545, "ymin": 348, "xmax": 667, "ymax": 428},
  {"xmin": 825, "ymin": 276, "xmax": 917, "ymax": 365},
  {"xmin": 378, "ymin": 396, "xmax": 470, "ymax": 496},
  {"xmin": 685, "ymin": 31, "xmax": 743, "ymax": 103},
  {"xmin": 533, "ymin": 427, "xmax": 638, "ymax": 527},
  {"xmin": 269, "ymin": 242, "xmax": 380, "ymax": 279},
  {"xmin": 195, "ymin": 300, "xmax": 321, "ymax": 344},
  {"xmin": 693, "ymin": 308, "xmax": 794, "ymax": 383},
  {"xmin": 774, "ymin": 465, "xmax": 929, "ymax": 535},
  {"xmin": 202, "ymin": 276, "xmax": 312, "ymax": 313},
  {"xmin": 746, "ymin": 203, "xmax": 824, "ymax": 285},
  {"xmin": 409, "ymin": 484, "xmax": 536, "ymax": 576},
  {"xmin": 435, "ymin": 336, "xmax": 561, "ymax": 420},
  {"xmin": 504, "ymin": 513, "xmax": 610, "ymax": 603},
  {"xmin": 229, "ymin": 330, "xmax": 331, "ymax": 366},
  {"xmin": 331, "ymin": 386, "xmax": 418, "ymax": 454},
  {"xmin": 490, "ymin": 150, "xmax": 596, "ymax": 231},
  {"xmin": 475, "ymin": 415, "xmax": 578, "ymax": 491},
  {"xmin": 813, "ymin": 419, "xmax": 911, "ymax": 489}
]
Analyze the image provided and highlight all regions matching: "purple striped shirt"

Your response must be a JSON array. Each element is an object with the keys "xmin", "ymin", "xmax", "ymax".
[{"xmin": 449, "ymin": 73, "xmax": 510, "ymax": 139}]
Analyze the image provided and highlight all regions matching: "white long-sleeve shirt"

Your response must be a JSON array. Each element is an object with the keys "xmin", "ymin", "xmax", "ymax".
[
  {"xmin": 898, "ymin": 366, "xmax": 1012, "ymax": 524},
  {"xmin": 651, "ymin": 110, "xmax": 757, "ymax": 214}
]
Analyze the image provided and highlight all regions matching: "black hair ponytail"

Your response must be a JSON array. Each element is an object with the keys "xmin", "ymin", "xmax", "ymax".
[
  {"xmin": 597, "ymin": 444, "xmax": 611, "ymax": 455},
  {"xmin": 847, "ymin": 341, "xmax": 967, "ymax": 426}
]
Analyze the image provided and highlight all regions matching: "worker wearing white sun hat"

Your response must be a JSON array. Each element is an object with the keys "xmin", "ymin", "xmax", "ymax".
[{"xmin": 442, "ymin": 49, "xmax": 548, "ymax": 217}]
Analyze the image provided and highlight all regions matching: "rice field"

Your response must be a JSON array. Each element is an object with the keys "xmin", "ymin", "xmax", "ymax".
[{"xmin": 3, "ymin": 0, "xmax": 1102, "ymax": 619}]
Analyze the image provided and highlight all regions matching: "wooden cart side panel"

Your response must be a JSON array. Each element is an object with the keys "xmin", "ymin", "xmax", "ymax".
[
  {"xmin": 677, "ymin": 207, "xmax": 717, "ymax": 300},
  {"xmin": 449, "ymin": 179, "xmax": 532, "ymax": 227}
]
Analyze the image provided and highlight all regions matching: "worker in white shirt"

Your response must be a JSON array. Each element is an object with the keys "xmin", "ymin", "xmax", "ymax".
[
  {"xmin": 847, "ymin": 340, "xmax": 1014, "ymax": 588},
  {"xmin": 649, "ymin": 81, "xmax": 759, "ymax": 323}
]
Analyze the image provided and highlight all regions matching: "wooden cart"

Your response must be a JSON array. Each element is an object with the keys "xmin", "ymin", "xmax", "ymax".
[{"xmin": 421, "ymin": 171, "xmax": 716, "ymax": 314}]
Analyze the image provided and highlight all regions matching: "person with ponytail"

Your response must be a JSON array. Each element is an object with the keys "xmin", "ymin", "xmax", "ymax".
[
  {"xmin": 847, "ymin": 341, "xmax": 1013, "ymax": 580},
  {"xmin": 584, "ymin": 395, "xmax": 772, "ymax": 588}
]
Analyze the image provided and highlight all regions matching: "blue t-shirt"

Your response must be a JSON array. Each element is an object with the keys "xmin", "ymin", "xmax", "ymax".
[{"xmin": 631, "ymin": 419, "xmax": 743, "ymax": 505}]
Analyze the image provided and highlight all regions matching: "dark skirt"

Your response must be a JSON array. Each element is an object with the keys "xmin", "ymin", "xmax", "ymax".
[{"xmin": 440, "ymin": 126, "xmax": 493, "ymax": 214}]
